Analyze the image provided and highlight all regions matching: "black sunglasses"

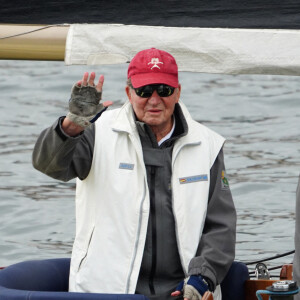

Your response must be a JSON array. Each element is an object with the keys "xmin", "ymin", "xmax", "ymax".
[{"xmin": 133, "ymin": 84, "xmax": 175, "ymax": 98}]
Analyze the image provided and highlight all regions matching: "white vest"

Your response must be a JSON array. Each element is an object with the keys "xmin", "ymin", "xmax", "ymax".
[{"xmin": 69, "ymin": 101, "xmax": 225, "ymax": 296}]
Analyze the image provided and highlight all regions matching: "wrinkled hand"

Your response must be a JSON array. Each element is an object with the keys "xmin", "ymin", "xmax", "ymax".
[
  {"xmin": 66, "ymin": 72, "xmax": 113, "ymax": 129},
  {"xmin": 171, "ymin": 275, "xmax": 209, "ymax": 300}
]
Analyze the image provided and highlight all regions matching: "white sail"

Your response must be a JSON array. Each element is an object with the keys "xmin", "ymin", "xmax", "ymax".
[{"xmin": 65, "ymin": 24, "xmax": 300, "ymax": 75}]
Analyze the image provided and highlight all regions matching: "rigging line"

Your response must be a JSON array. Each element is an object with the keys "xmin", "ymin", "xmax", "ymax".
[
  {"xmin": 0, "ymin": 24, "xmax": 70, "ymax": 40},
  {"xmin": 248, "ymin": 263, "xmax": 293, "ymax": 272},
  {"xmin": 244, "ymin": 250, "xmax": 295, "ymax": 265},
  {"xmin": 249, "ymin": 275, "xmax": 280, "ymax": 278}
]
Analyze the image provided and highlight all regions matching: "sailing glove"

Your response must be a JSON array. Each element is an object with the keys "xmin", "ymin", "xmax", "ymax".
[
  {"xmin": 67, "ymin": 84, "xmax": 107, "ymax": 128},
  {"xmin": 175, "ymin": 275, "xmax": 209, "ymax": 300}
]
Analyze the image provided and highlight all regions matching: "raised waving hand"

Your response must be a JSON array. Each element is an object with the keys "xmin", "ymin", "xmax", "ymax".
[{"xmin": 62, "ymin": 72, "xmax": 113, "ymax": 136}]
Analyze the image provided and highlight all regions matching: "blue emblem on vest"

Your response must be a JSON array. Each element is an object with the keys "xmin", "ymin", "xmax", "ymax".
[
  {"xmin": 119, "ymin": 163, "xmax": 134, "ymax": 170},
  {"xmin": 179, "ymin": 174, "xmax": 208, "ymax": 184}
]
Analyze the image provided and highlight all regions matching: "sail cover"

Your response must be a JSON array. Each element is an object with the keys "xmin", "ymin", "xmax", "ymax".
[
  {"xmin": 2, "ymin": 0, "xmax": 300, "ymax": 75},
  {"xmin": 65, "ymin": 24, "xmax": 300, "ymax": 75}
]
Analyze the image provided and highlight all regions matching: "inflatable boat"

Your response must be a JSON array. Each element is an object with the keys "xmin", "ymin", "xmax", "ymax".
[
  {"xmin": 0, "ymin": 258, "xmax": 248, "ymax": 300},
  {"xmin": 0, "ymin": 257, "xmax": 298, "ymax": 300}
]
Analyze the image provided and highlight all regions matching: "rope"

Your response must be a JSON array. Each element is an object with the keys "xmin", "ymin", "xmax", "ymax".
[
  {"xmin": 256, "ymin": 288, "xmax": 299, "ymax": 300},
  {"xmin": 244, "ymin": 250, "xmax": 295, "ymax": 265},
  {"xmin": 0, "ymin": 24, "xmax": 69, "ymax": 40}
]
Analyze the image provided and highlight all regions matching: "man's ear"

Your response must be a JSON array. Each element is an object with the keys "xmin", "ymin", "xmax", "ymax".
[
  {"xmin": 176, "ymin": 84, "xmax": 181, "ymax": 103},
  {"xmin": 125, "ymin": 86, "xmax": 132, "ymax": 103}
]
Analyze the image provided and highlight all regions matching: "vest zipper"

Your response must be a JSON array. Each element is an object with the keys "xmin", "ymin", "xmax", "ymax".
[
  {"xmin": 171, "ymin": 142, "xmax": 201, "ymax": 276},
  {"xmin": 125, "ymin": 179, "xmax": 147, "ymax": 293},
  {"xmin": 149, "ymin": 166, "xmax": 157, "ymax": 295}
]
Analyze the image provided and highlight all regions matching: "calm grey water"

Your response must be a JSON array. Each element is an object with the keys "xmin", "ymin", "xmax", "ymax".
[{"xmin": 0, "ymin": 60, "xmax": 299, "ymax": 276}]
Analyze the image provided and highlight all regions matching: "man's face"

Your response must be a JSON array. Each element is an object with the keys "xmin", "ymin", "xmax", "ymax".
[{"xmin": 126, "ymin": 84, "xmax": 181, "ymax": 133}]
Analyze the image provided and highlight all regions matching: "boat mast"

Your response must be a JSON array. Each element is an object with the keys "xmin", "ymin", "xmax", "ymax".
[{"xmin": 0, "ymin": 24, "xmax": 69, "ymax": 61}]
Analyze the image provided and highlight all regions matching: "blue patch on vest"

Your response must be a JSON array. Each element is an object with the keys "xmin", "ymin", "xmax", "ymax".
[
  {"xmin": 119, "ymin": 163, "xmax": 134, "ymax": 170},
  {"xmin": 179, "ymin": 174, "xmax": 208, "ymax": 184}
]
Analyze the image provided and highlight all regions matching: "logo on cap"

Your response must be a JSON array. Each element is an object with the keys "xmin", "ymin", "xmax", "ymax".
[{"xmin": 148, "ymin": 58, "xmax": 163, "ymax": 70}]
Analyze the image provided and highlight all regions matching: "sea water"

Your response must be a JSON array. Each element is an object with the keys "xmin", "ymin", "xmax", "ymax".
[{"xmin": 0, "ymin": 60, "xmax": 299, "ymax": 277}]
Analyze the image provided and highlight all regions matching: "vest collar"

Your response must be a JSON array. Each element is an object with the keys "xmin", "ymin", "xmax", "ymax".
[
  {"xmin": 111, "ymin": 101, "xmax": 137, "ymax": 134},
  {"xmin": 111, "ymin": 100, "xmax": 202, "ymax": 146}
]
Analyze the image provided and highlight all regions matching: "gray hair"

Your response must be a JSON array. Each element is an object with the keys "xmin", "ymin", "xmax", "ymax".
[{"xmin": 126, "ymin": 78, "xmax": 133, "ymax": 87}]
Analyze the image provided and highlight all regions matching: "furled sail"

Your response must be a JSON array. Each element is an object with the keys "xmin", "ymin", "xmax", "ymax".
[{"xmin": 65, "ymin": 24, "xmax": 300, "ymax": 75}]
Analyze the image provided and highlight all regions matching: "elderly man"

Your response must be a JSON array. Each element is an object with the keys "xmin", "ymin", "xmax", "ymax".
[{"xmin": 32, "ymin": 48, "xmax": 236, "ymax": 300}]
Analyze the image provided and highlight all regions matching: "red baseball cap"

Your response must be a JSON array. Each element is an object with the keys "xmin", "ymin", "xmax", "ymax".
[{"xmin": 127, "ymin": 48, "xmax": 179, "ymax": 88}]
